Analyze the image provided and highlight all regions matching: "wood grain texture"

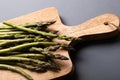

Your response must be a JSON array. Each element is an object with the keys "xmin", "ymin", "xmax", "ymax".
[{"xmin": 0, "ymin": 7, "xmax": 119, "ymax": 80}]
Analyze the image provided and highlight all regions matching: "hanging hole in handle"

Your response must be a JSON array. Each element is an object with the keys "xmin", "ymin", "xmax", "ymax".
[
  {"xmin": 104, "ymin": 22, "xmax": 109, "ymax": 25},
  {"xmin": 104, "ymin": 22, "xmax": 120, "ymax": 31}
]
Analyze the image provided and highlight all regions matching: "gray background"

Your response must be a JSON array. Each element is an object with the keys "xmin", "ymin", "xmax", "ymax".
[{"xmin": 0, "ymin": 0, "xmax": 120, "ymax": 80}]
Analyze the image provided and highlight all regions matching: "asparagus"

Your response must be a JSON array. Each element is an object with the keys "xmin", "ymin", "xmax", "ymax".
[
  {"xmin": 3, "ymin": 21, "xmax": 81, "ymax": 41},
  {"xmin": 0, "ymin": 34, "xmax": 35, "ymax": 39},
  {"xmin": 0, "ymin": 21, "xmax": 55, "ymax": 36},
  {"xmin": 19, "ymin": 20, "xmax": 56, "ymax": 27},
  {"xmin": 57, "ymin": 35, "xmax": 81, "ymax": 41},
  {"xmin": 0, "ymin": 38, "xmax": 34, "ymax": 47},
  {"xmin": 0, "ymin": 20, "xmax": 55, "ymax": 29},
  {"xmin": 12, "ymin": 56, "xmax": 61, "ymax": 71},
  {"xmin": 0, "ymin": 64, "xmax": 33, "ymax": 80},
  {"xmin": 14, "ymin": 34, "xmax": 46, "ymax": 40},
  {"xmin": 0, "ymin": 24, "xmax": 13, "ymax": 29},
  {"xmin": 3, "ymin": 21, "xmax": 57, "ymax": 37},
  {"xmin": 16, "ymin": 63, "xmax": 46, "ymax": 72},
  {"xmin": 14, "ymin": 34, "xmax": 36, "ymax": 38},
  {"xmin": 0, "ymin": 29, "xmax": 17, "ymax": 32},
  {"xmin": 0, "ymin": 20, "xmax": 72, "ymax": 79},
  {"xmin": 0, "ymin": 42, "xmax": 57, "ymax": 54},
  {"xmin": 30, "ymin": 47, "xmax": 69, "ymax": 60},
  {"xmin": 0, "ymin": 31, "xmax": 24, "ymax": 35},
  {"xmin": 0, "ymin": 34, "xmax": 15, "ymax": 39},
  {"xmin": 54, "ymin": 54, "xmax": 69, "ymax": 60},
  {"xmin": 9, "ymin": 53, "xmax": 46, "ymax": 59},
  {"xmin": 46, "ymin": 45, "xmax": 60, "ymax": 51},
  {"xmin": 0, "ymin": 57, "xmax": 50, "ymax": 68},
  {"xmin": 48, "ymin": 59, "xmax": 60, "ymax": 71},
  {"xmin": 0, "ymin": 28, "xmax": 13, "ymax": 29},
  {"xmin": 0, "ymin": 37, "xmax": 46, "ymax": 45}
]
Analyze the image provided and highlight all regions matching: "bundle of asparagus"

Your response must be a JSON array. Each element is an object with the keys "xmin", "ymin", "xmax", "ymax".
[{"xmin": 0, "ymin": 20, "xmax": 79, "ymax": 80}]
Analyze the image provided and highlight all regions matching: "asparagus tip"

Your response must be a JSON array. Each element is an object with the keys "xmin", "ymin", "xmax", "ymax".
[{"xmin": 55, "ymin": 54, "xmax": 69, "ymax": 60}]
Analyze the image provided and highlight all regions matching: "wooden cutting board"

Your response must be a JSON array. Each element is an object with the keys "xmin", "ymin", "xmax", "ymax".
[{"xmin": 0, "ymin": 7, "xmax": 119, "ymax": 80}]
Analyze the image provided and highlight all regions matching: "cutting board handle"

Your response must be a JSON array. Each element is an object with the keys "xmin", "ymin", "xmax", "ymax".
[{"xmin": 64, "ymin": 13, "xmax": 120, "ymax": 41}]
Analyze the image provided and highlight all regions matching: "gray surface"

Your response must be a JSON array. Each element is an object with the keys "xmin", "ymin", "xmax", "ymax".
[{"xmin": 0, "ymin": 0, "xmax": 120, "ymax": 80}]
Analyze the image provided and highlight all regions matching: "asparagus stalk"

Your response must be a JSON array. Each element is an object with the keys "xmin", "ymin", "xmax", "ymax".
[
  {"xmin": 14, "ymin": 34, "xmax": 36, "ymax": 38},
  {"xmin": 30, "ymin": 47, "xmax": 69, "ymax": 60},
  {"xmin": 0, "ymin": 28, "xmax": 13, "ymax": 29},
  {"xmin": 0, "ymin": 36, "xmax": 45, "ymax": 42},
  {"xmin": 0, "ymin": 29, "xmax": 17, "ymax": 32},
  {"xmin": 0, "ymin": 38, "xmax": 34, "ymax": 42},
  {"xmin": 0, "ymin": 57, "xmax": 50, "ymax": 67},
  {"xmin": 57, "ymin": 35, "xmax": 81, "ymax": 41},
  {"xmin": 0, "ymin": 34, "xmax": 47, "ymax": 42},
  {"xmin": 0, "ymin": 31, "xmax": 24, "ymax": 35},
  {"xmin": 0, "ymin": 64, "xmax": 33, "ymax": 80},
  {"xmin": 16, "ymin": 63, "xmax": 46, "ymax": 72},
  {"xmin": 3, "ymin": 21, "xmax": 57, "ymax": 37},
  {"xmin": 0, "ymin": 34, "xmax": 35, "ymax": 39},
  {"xmin": 0, "ymin": 24, "xmax": 13, "ymax": 29},
  {"xmin": 0, "ymin": 38, "xmax": 34, "ymax": 47},
  {"xmin": 19, "ymin": 20, "xmax": 56, "ymax": 27},
  {"xmin": 9, "ymin": 53, "xmax": 68, "ymax": 69},
  {"xmin": 0, "ymin": 42, "xmax": 57, "ymax": 54},
  {"xmin": 9, "ymin": 53, "xmax": 46, "ymax": 59},
  {"xmin": 0, "ymin": 34, "xmax": 15, "ymax": 39}
]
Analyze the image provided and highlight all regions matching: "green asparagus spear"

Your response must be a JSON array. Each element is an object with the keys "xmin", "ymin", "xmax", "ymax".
[
  {"xmin": 0, "ymin": 35, "xmax": 47, "ymax": 42},
  {"xmin": 0, "ymin": 34, "xmax": 35, "ymax": 39},
  {"xmin": 46, "ymin": 45, "xmax": 60, "ymax": 51},
  {"xmin": 3, "ymin": 21, "xmax": 57, "ymax": 37},
  {"xmin": 0, "ymin": 34, "xmax": 15, "ymax": 39},
  {"xmin": 0, "ymin": 38, "xmax": 34, "ymax": 47},
  {"xmin": 0, "ymin": 64, "xmax": 33, "ymax": 80},
  {"xmin": 19, "ymin": 20, "xmax": 56, "ymax": 27},
  {"xmin": 48, "ymin": 59, "xmax": 60, "ymax": 71},
  {"xmin": 0, "ymin": 42, "xmax": 58, "ymax": 54},
  {"xmin": 14, "ymin": 34, "xmax": 36, "ymax": 38},
  {"xmin": 0, "ymin": 57, "xmax": 50, "ymax": 68},
  {"xmin": 57, "ymin": 35, "xmax": 81, "ymax": 41},
  {"xmin": 0, "ymin": 24, "xmax": 13, "ymax": 29},
  {"xmin": 0, "ymin": 31, "xmax": 24, "ymax": 35},
  {"xmin": 0, "ymin": 29, "xmax": 17, "ymax": 32},
  {"xmin": 16, "ymin": 63, "xmax": 46, "ymax": 72},
  {"xmin": 30, "ymin": 47, "xmax": 69, "ymax": 60},
  {"xmin": 9, "ymin": 53, "xmax": 46, "ymax": 59}
]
